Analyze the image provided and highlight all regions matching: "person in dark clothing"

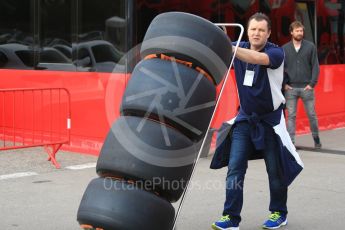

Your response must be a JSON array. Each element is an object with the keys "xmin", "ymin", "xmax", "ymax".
[{"xmin": 283, "ymin": 21, "xmax": 322, "ymax": 149}]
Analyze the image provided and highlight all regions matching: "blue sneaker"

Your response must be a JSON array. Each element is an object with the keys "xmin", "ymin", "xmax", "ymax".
[
  {"xmin": 212, "ymin": 215, "xmax": 239, "ymax": 230},
  {"xmin": 262, "ymin": 212, "xmax": 287, "ymax": 229}
]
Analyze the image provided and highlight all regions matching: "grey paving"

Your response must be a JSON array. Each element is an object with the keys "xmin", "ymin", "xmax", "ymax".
[{"xmin": 0, "ymin": 128, "xmax": 344, "ymax": 230}]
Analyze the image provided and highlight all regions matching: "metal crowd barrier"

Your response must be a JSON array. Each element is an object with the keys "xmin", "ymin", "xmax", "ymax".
[{"xmin": 0, "ymin": 88, "xmax": 71, "ymax": 168}]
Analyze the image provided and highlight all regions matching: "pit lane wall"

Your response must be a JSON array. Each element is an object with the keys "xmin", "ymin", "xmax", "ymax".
[{"xmin": 1, "ymin": 64, "xmax": 344, "ymax": 155}]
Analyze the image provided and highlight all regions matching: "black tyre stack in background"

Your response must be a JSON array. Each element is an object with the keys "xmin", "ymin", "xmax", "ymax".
[{"xmin": 77, "ymin": 12, "xmax": 232, "ymax": 230}]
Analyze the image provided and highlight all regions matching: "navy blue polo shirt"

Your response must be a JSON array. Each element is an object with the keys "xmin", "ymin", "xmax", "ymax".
[{"xmin": 233, "ymin": 41, "xmax": 285, "ymax": 116}]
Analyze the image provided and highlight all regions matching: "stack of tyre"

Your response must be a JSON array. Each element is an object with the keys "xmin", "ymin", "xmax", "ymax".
[{"xmin": 77, "ymin": 12, "xmax": 232, "ymax": 230}]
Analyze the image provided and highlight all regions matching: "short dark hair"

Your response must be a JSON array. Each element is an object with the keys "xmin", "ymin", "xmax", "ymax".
[
  {"xmin": 247, "ymin": 12, "xmax": 271, "ymax": 31},
  {"xmin": 289, "ymin": 21, "xmax": 304, "ymax": 32}
]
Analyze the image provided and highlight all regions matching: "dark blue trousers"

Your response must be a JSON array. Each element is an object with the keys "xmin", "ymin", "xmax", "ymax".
[{"xmin": 223, "ymin": 122, "xmax": 288, "ymax": 224}]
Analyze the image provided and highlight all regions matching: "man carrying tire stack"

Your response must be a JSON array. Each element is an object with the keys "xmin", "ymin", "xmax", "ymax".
[{"xmin": 211, "ymin": 13, "xmax": 304, "ymax": 230}]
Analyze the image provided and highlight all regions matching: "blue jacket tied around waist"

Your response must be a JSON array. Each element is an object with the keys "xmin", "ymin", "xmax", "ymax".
[{"xmin": 210, "ymin": 107, "xmax": 304, "ymax": 187}]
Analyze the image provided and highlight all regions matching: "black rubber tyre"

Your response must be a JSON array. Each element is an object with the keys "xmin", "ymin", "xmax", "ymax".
[
  {"xmin": 140, "ymin": 11, "xmax": 232, "ymax": 85},
  {"xmin": 121, "ymin": 58, "xmax": 216, "ymax": 141},
  {"xmin": 96, "ymin": 116, "xmax": 199, "ymax": 202},
  {"xmin": 77, "ymin": 178, "xmax": 175, "ymax": 230}
]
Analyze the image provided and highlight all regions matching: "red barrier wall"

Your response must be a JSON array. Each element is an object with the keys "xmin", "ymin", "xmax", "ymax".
[
  {"xmin": 211, "ymin": 71, "xmax": 239, "ymax": 129},
  {"xmin": 295, "ymin": 65, "xmax": 345, "ymax": 134},
  {"xmin": 1, "ymin": 64, "xmax": 344, "ymax": 155}
]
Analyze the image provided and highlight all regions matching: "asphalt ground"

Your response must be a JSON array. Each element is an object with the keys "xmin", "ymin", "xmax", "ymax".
[{"xmin": 0, "ymin": 128, "xmax": 344, "ymax": 230}]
